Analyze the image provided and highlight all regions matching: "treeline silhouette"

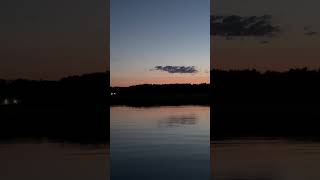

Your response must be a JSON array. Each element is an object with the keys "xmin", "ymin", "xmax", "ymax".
[
  {"xmin": 211, "ymin": 68, "xmax": 320, "ymax": 140},
  {"xmin": 0, "ymin": 72, "xmax": 108, "ymax": 107},
  {"xmin": 0, "ymin": 72, "xmax": 109, "ymax": 144},
  {"xmin": 111, "ymin": 83, "xmax": 210, "ymax": 106}
]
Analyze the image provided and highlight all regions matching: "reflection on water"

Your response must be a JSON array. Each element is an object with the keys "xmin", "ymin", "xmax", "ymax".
[
  {"xmin": 212, "ymin": 139, "xmax": 320, "ymax": 180},
  {"xmin": 0, "ymin": 141, "xmax": 109, "ymax": 180},
  {"xmin": 158, "ymin": 114, "xmax": 198, "ymax": 127},
  {"xmin": 111, "ymin": 106, "xmax": 210, "ymax": 180}
]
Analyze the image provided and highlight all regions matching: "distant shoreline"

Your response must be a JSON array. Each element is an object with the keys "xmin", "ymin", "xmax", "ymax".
[{"xmin": 110, "ymin": 83, "xmax": 210, "ymax": 106}]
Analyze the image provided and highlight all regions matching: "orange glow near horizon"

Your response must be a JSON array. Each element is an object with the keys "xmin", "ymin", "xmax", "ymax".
[{"xmin": 111, "ymin": 76, "xmax": 210, "ymax": 87}]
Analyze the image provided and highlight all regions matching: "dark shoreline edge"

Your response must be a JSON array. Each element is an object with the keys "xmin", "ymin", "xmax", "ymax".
[
  {"xmin": 110, "ymin": 83, "xmax": 210, "ymax": 106},
  {"xmin": 210, "ymin": 135, "xmax": 320, "ymax": 143},
  {"xmin": 211, "ymin": 103, "xmax": 320, "ymax": 141},
  {"xmin": 0, "ymin": 105, "xmax": 109, "ymax": 144}
]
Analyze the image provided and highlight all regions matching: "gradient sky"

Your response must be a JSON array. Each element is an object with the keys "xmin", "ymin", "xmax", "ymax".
[
  {"xmin": 0, "ymin": 0, "xmax": 109, "ymax": 80},
  {"xmin": 211, "ymin": 0, "xmax": 320, "ymax": 71},
  {"xmin": 111, "ymin": 0, "xmax": 210, "ymax": 87}
]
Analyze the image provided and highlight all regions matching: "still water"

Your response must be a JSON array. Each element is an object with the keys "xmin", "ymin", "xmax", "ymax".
[
  {"xmin": 0, "ymin": 141, "xmax": 109, "ymax": 180},
  {"xmin": 212, "ymin": 139, "xmax": 320, "ymax": 180},
  {"xmin": 111, "ymin": 106, "xmax": 210, "ymax": 180}
]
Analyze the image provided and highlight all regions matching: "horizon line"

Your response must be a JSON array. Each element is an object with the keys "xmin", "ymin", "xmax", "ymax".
[{"xmin": 111, "ymin": 82, "xmax": 210, "ymax": 88}]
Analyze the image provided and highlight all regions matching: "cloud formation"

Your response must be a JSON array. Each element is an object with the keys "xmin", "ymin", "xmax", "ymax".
[
  {"xmin": 152, "ymin": 66, "xmax": 198, "ymax": 74},
  {"xmin": 211, "ymin": 15, "xmax": 280, "ymax": 38},
  {"xmin": 304, "ymin": 26, "xmax": 318, "ymax": 36}
]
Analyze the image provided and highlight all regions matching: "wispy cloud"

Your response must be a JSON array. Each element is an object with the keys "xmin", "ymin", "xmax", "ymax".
[
  {"xmin": 152, "ymin": 66, "xmax": 198, "ymax": 74},
  {"xmin": 211, "ymin": 15, "xmax": 280, "ymax": 38}
]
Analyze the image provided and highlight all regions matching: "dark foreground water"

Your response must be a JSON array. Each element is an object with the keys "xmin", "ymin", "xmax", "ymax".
[
  {"xmin": 111, "ymin": 106, "xmax": 210, "ymax": 180},
  {"xmin": 212, "ymin": 139, "xmax": 320, "ymax": 180},
  {"xmin": 0, "ymin": 141, "xmax": 109, "ymax": 180}
]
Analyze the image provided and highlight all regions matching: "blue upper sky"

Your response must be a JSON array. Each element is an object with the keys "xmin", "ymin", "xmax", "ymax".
[{"xmin": 111, "ymin": 0, "xmax": 210, "ymax": 86}]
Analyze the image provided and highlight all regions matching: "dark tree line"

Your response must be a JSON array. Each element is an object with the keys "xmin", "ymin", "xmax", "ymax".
[
  {"xmin": 211, "ymin": 68, "xmax": 320, "ymax": 104},
  {"xmin": 110, "ymin": 83, "xmax": 210, "ymax": 106},
  {"xmin": 211, "ymin": 68, "xmax": 320, "ymax": 140},
  {"xmin": 0, "ymin": 72, "xmax": 109, "ymax": 107}
]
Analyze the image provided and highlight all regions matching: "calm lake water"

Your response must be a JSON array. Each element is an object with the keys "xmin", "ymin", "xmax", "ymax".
[
  {"xmin": 0, "ymin": 141, "xmax": 109, "ymax": 180},
  {"xmin": 111, "ymin": 106, "xmax": 210, "ymax": 180},
  {"xmin": 212, "ymin": 139, "xmax": 320, "ymax": 180}
]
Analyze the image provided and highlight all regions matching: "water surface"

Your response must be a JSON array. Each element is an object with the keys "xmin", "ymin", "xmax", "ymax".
[
  {"xmin": 212, "ymin": 139, "xmax": 320, "ymax": 180},
  {"xmin": 0, "ymin": 141, "xmax": 109, "ymax": 180},
  {"xmin": 111, "ymin": 106, "xmax": 210, "ymax": 180}
]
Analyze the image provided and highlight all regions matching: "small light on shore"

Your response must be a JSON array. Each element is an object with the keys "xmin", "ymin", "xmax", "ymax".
[
  {"xmin": 1, "ymin": 98, "xmax": 20, "ymax": 105},
  {"xmin": 3, "ymin": 99, "xmax": 9, "ymax": 105}
]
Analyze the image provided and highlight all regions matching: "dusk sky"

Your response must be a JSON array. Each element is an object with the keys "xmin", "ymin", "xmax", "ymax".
[
  {"xmin": 111, "ymin": 0, "xmax": 210, "ymax": 87},
  {"xmin": 211, "ymin": 0, "xmax": 320, "ymax": 71},
  {"xmin": 0, "ymin": 0, "xmax": 109, "ymax": 80}
]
